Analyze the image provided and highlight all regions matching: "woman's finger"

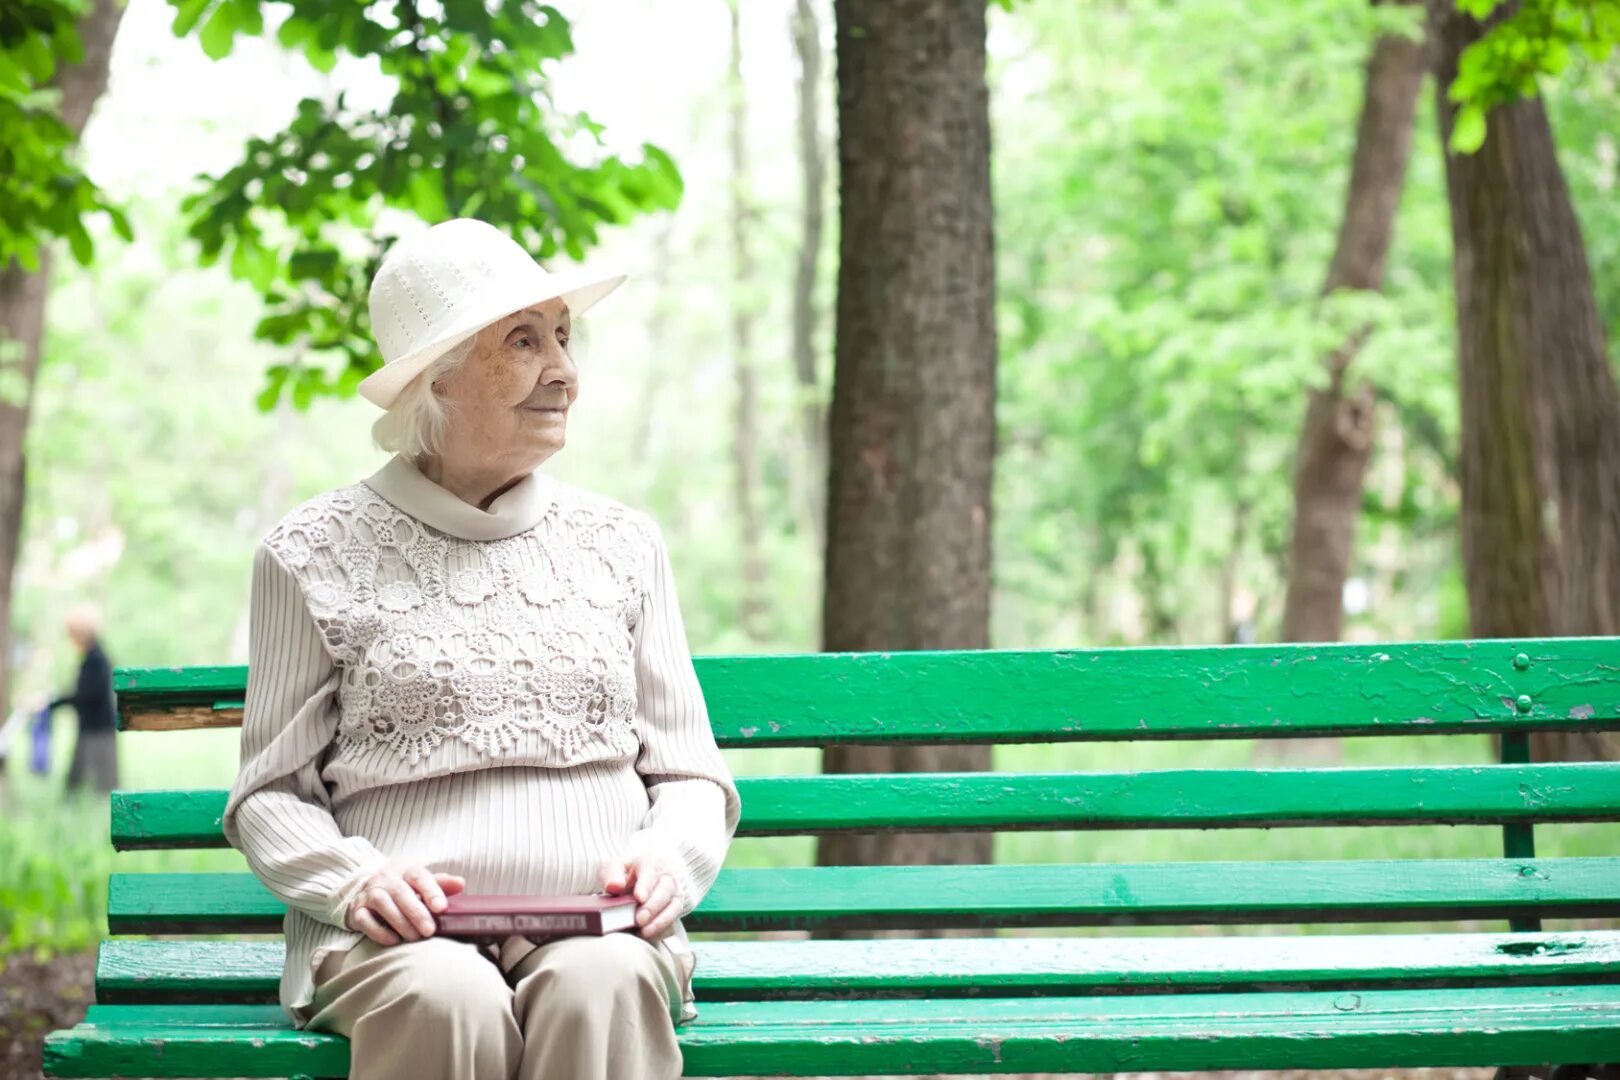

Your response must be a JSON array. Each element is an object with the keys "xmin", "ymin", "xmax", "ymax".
[
  {"xmin": 633, "ymin": 861, "xmax": 660, "ymax": 904},
  {"xmin": 638, "ymin": 873, "xmax": 677, "ymax": 928},
  {"xmin": 641, "ymin": 893, "xmax": 679, "ymax": 939},
  {"xmin": 367, "ymin": 884, "xmax": 421, "ymax": 942},
  {"xmin": 387, "ymin": 878, "xmax": 437, "ymax": 937},
  {"xmin": 599, "ymin": 858, "xmax": 635, "ymax": 895},
  {"xmin": 352, "ymin": 905, "xmax": 401, "ymax": 947},
  {"xmin": 404, "ymin": 865, "xmax": 449, "ymax": 914}
]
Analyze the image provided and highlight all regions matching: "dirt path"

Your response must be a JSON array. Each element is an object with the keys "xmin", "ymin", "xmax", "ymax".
[{"xmin": 1, "ymin": 951, "xmax": 93, "ymax": 1080}]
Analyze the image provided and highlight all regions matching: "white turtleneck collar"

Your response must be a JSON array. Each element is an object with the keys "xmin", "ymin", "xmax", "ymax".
[{"xmin": 362, "ymin": 454, "xmax": 557, "ymax": 541}]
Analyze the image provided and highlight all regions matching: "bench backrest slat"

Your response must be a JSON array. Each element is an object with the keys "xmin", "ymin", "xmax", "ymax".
[
  {"xmin": 108, "ymin": 762, "xmax": 1620, "ymax": 849},
  {"xmin": 107, "ymin": 858, "xmax": 1620, "ymax": 935},
  {"xmin": 113, "ymin": 639, "xmax": 1620, "ymax": 741}
]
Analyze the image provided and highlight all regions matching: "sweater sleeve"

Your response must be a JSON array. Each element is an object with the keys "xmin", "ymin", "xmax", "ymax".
[
  {"xmin": 622, "ymin": 520, "xmax": 741, "ymax": 918},
  {"xmin": 222, "ymin": 541, "xmax": 389, "ymax": 930}
]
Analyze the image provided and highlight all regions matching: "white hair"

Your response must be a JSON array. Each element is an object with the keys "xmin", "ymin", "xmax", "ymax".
[
  {"xmin": 370, "ymin": 335, "xmax": 479, "ymax": 462},
  {"xmin": 65, "ymin": 602, "xmax": 103, "ymax": 640}
]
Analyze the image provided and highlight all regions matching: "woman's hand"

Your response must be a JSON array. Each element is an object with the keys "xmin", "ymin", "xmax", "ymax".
[
  {"xmin": 598, "ymin": 849, "xmax": 684, "ymax": 940},
  {"xmin": 345, "ymin": 861, "xmax": 466, "ymax": 946}
]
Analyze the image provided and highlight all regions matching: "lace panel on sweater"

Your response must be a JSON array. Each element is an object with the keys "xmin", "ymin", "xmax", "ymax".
[{"xmin": 266, "ymin": 485, "xmax": 652, "ymax": 765}]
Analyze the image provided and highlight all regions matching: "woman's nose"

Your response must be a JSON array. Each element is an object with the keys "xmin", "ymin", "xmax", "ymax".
[{"xmin": 543, "ymin": 341, "xmax": 578, "ymax": 386}]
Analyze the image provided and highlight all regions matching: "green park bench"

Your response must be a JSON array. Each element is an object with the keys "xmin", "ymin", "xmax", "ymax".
[{"xmin": 42, "ymin": 640, "xmax": 1620, "ymax": 1077}]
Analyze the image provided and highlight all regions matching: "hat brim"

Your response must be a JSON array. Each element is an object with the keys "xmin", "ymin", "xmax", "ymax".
[{"xmin": 358, "ymin": 266, "xmax": 628, "ymax": 409}]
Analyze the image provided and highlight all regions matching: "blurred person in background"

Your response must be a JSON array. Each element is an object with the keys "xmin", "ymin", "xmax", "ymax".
[{"xmin": 44, "ymin": 602, "xmax": 119, "ymax": 794}]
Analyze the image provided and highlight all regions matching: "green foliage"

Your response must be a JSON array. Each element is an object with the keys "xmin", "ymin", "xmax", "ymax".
[
  {"xmin": 993, "ymin": 0, "xmax": 1459, "ymax": 645},
  {"xmin": 0, "ymin": 782, "xmax": 107, "ymax": 953},
  {"xmin": 991, "ymin": 0, "xmax": 1620, "ymax": 647},
  {"xmin": 1448, "ymin": 0, "xmax": 1620, "ymax": 151},
  {"xmin": 173, "ymin": 0, "xmax": 684, "ymax": 408},
  {"xmin": 0, "ymin": 724, "xmax": 250, "ymax": 955},
  {"xmin": 17, "ymin": 200, "xmax": 385, "ymax": 679},
  {"xmin": 5, "ymin": 0, "xmax": 680, "ymax": 407},
  {"xmin": 0, "ymin": 0, "xmax": 132, "ymax": 269}
]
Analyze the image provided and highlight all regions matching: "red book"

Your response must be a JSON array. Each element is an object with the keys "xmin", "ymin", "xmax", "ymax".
[{"xmin": 434, "ymin": 893, "xmax": 639, "ymax": 939}]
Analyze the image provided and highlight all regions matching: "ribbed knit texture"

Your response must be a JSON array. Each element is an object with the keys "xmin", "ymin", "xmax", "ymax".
[{"xmin": 222, "ymin": 455, "xmax": 741, "ymax": 1026}]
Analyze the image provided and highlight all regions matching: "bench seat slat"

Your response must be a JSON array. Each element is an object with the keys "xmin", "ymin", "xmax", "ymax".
[
  {"xmin": 107, "ymin": 858, "xmax": 1620, "ymax": 935},
  {"xmin": 45, "ymin": 984, "xmax": 1620, "ymax": 1077},
  {"xmin": 95, "ymin": 931, "xmax": 1620, "ymax": 1004},
  {"xmin": 108, "ymin": 762, "xmax": 1620, "ymax": 849},
  {"xmin": 113, "ymin": 638, "xmax": 1620, "ymax": 740}
]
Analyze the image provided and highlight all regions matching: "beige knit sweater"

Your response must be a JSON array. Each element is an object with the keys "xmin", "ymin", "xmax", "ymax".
[{"xmin": 222, "ymin": 454, "xmax": 742, "ymax": 1027}]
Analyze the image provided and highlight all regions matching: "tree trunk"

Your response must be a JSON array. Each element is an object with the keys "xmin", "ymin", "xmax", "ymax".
[
  {"xmin": 1280, "ymin": 0, "xmax": 1430, "ymax": 645},
  {"xmin": 818, "ymin": 0, "xmax": 998, "ymax": 914},
  {"xmin": 789, "ymin": 0, "xmax": 829, "ymax": 552},
  {"xmin": 1432, "ymin": 0, "xmax": 1620, "ymax": 762},
  {"xmin": 0, "ymin": 0, "xmax": 125, "ymax": 714},
  {"xmin": 728, "ymin": 0, "xmax": 768, "ymax": 642}
]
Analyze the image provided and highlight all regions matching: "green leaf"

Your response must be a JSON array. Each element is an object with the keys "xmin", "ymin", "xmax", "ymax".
[
  {"xmin": 197, "ymin": 3, "xmax": 238, "ymax": 60},
  {"xmin": 169, "ymin": 0, "xmax": 213, "ymax": 36},
  {"xmin": 288, "ymin": 248, "xmax": 338, "ymax": 280},
  {"xmin": 233, "ymin": 0, "xmax": 262, "ymax": 38},
  {"xmin": 65, "ymin": 224, "xmax": 92, "ymax": 265},
  {"xmin": 290, "ymin": 369, "xmax": 315, "ymax": 410},
  {"xmin": 1450, "ymin": 103, "xmax": 1487, "ymax": 154},
  {"xmin": 228, "ymin": 238, "xmax": 278, "ymax": 290},
  {"xmin": 0, "ymin": 62, "xmax": 30, "ymax": 96},
  {"xmin": 17, "ymin": 33, "xmax": 55, "ymax": 82},
  {"xmin": 306, "ymin": 44, "xmax": 337, "ymax": 73},
  {"xmin": 56, "ymin": 24, "xmax": 84, "ymax": 66},
  {"xmin": 104, "ymin": 203, "xmax": 134, "ymax": 243},
  {"xmin": 255, "ymin": 365, "xmax": 290, "ymax": 412},
  {"xmin": 276, "ymin": 13, "xmax": 309, "ymax": 49}
]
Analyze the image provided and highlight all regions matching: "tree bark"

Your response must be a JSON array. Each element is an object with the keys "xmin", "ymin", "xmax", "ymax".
[
  {"xmin": 0, "ymin": 0, "xmax": 125, "ymax": 713},
  {"xmin": 818, "ymin": 0, "xmax": 998, "ymax": 911},
  {"xmin": 789, "ymin": 0, "xmax": 829, "ymax": 550},
  {"xmin": 1432, "ymin": 0, "xmax": 1620, "ymax": 762},
  {"xmin": 1280, "ymin": 0, "xmax": 1430, "ymax": 645},
  {"xmin": 727, "ymin": 0, "xmax": 768, "ymax": 642}
]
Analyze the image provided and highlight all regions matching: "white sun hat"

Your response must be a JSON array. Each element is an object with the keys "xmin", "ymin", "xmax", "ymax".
[{"xmin": 360, "ymin": 218, "xmax": 627, "ymax": 409}]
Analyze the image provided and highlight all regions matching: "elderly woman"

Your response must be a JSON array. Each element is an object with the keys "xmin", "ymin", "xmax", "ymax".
[{"xmin": 222, "ymin": 217, "xmax": 741, "ymax": 1080}]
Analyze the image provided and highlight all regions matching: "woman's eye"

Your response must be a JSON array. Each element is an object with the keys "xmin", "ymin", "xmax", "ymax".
[
  {"xmin": 556, "ymin": 330, "xmax": 570, "ymax": 347},
  {"xmin": 514, "ymin": 335, "xmax": 534, "ymax": 350}
]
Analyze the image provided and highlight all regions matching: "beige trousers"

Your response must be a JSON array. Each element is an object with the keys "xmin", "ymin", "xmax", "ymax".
[{"xmin": 306, "ymin": 932, "xmax": 685, "ymax": 1079}]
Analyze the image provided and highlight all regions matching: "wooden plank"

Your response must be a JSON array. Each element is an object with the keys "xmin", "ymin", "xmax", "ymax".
[
  {"xmin": 110, "ymin": 762, "xmax": 1620, "ymax": 850},
  {"xmin": 106, "ymin": 857, "xmax": 1620, "ymax": 935},
  {"xmin": 112, "ymin": 790, "xmax": 226, "ymax": 849},
  {"xmin": 114, "ymin": 638, "xmax": 1620, "ymax": 739},
  {"xmin": 45, "ymin": 1007, "xmax": 349, "ymax": 1079},
  {"xmin": 44, "ymin": 984, "xmax": 1620, "ymax": 1077},
  {"xmin": 123, "ymin": 705, "xmax": 241, "ymax": 732},
  {"xmin": 94, "ymin": 930, "xmax": 1620, "ymax": 1004}
]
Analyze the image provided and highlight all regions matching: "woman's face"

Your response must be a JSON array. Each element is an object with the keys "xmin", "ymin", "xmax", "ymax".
[{"xmin": 434, "ymin": 296, "xmax": 575, "ymax": 477}]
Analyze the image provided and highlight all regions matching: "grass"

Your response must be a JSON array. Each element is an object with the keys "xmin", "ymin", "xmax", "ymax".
[
  {"xmin": 3, "ymin": 724, "xmax": 1616, "ymax": 956},
  {"xmin": 1, "ymin": 726, "xmax": 246, "ymax": 956}
]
